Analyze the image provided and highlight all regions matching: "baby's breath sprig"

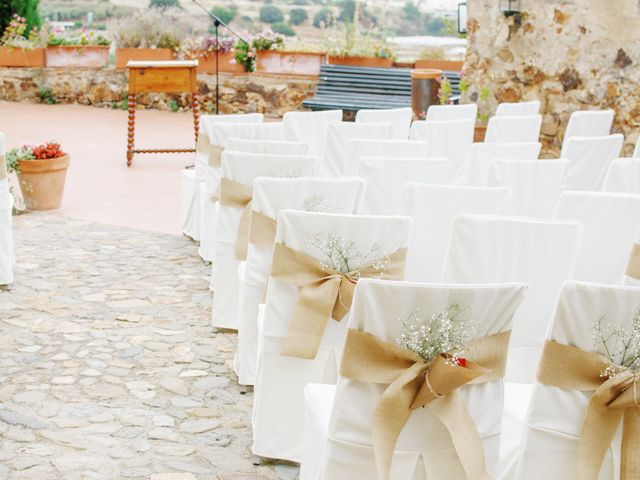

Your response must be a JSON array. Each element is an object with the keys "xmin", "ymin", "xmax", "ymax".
[
  {"xmin": 308, "ymin": 232, "xmax": 389, "ymax": 275},
  {"xmin": 592, "ymin": 309, "xmax": 640, "ymax": 378},
  {"xmin": 397, "ymin": 304, "xmax": 475, "ymax": 366}
]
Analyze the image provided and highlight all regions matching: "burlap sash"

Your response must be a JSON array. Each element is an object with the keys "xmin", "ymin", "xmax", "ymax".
[
  {"xmin": 340, "ymin": 329, "xmax": 510, "ymax": 480},
  {"xmin": 0, "ymin": 155, "xmax": 7, "ymax": 180},
  {"xmin": 208, "ymin": 144, "xmax": 224, "ymax": 168},
  {"xmin": 537, "ymin": 340, "xmax": 640, "ymax": 480},
  {"xmin": 625, "ymin": 243, "xmax": 640, "ymax": 280},
  {"xmin": 218, "ymin": 177, "xmax": 253, "ymax": 260},
  {"xmin": 270, "ymin": 242, "xmax": 407, "ymax": 359},
  {"xmin": 248, "ymin": 211, "xmax": 277, "ymax": 250}
]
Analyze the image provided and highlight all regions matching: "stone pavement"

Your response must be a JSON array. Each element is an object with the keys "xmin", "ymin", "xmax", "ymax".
[{"xmin": 0, "ymin": 214, "xmax": 299, "ymax": 480}]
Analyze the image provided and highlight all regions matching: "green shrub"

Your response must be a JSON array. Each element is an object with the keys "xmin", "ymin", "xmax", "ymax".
[
  {"xmin": 0, "ymin": 0, "xmax": 41, "ymax": 36},
  {"xmin": 312, "ymin": 8, "xmax": 334, "ymax": 28},
  {"xmin": 38, "ymin": 85, "xmax": 56, "ymax": 105},
  {"xmin": 149, "ymin": 0, "xmax": 181, "ymax": 8},
  {"xmin": 271, "ymin": 22, "xmax": 295, "ymax": 36},
  {"xmin": 259, "ymin": 5, "xmax": 284, "ymax": 23},
  {"xmin": 293, "ymin": 0, "xmax": 310, "ymax": 5},
  {"xmin": 211, "ymin": 5, "xmax": 237, "ymax": 24},
  {"xmin": 289, "ymin": 7, "xmax": 307, "ymax": 25}
]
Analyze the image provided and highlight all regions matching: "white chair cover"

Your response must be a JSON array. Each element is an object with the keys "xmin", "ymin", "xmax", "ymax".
[
  {"xmin": 357, "ymin": 157, "xmax": 449, "ymax": 215},
  {"xmin": 562, "ymin": 135, "xmax": 624, "ymax": 191},
  {"xmin": 553, "ymin": 191, "xmax": 640, "ymax": 284},
  {"xmin": 300, "ymin": 279, "xmax": 528, "ymax": 480},
  {"xmin": 355, "ymin": 107, "xmax": 413, "ymax": 140},
  {"xmin": 236, "ymin": 177, "xmax": 366, "ymax": 386},
  {"xmin": 199, "ymin": 122, "xmax": 286, "ymax": 262},
  {"xmin": 495, "ymin": 101, "xmax": 541, "ymax": 117},
  {"xmin": 486, "ymin": 159, "xmax": 569, "ymax": 218},
  {"xmin": 225, "ymin": 137, "xmax": 309, "ymax": 155},
  {"xmin": 426, "ymin": 103, "xmax": 478, "ymax": 122},
  {"xmin": 322, "ymin": 122, "xmax": 393, "ymax": 177},
  {"xmin": 511, "ymin": 281, "xmax": 639, "ymax": 480},
  {"xmin": 603, "ymin": 158, "xmax": 640, "ymax": 194},
  {"xmin": 0, "ymin": 132, "xmax": 14, "ymax": 286},
  {"xmin": 468, "ymin": 142, "xmax": 541, "ymax": 186},
  {"xmin": 623, "ymin": 228, "xmax": 640, "ymax": 286},
  {"xmin": 560, "ymin": 109, "xmax": 614, "ymax": 156},
  {"xmin": 484, "ymin": 115, "xmax": 542, "ymax": 144},
  {"xmin": 211, "ymin": 152, "xmax": 316, "ymax": 330},
  {"xmin": 252, "ymin": 211, "xmax": 412, "ymax": 462},
  {"xmin": 409, "ymin": 119, "xmax": 474, "ymax": 184},
  {"xmin": 182, "ymin": 113, "xmax": 263, "ymax": 241},
  {"xmin": 345, "ymin": 139, "xmax": 429, "ymax": 176},
  {"xmin": 443, "ymin": 214, "xmax": 582, "ymax": 383},
  {"xmin": 634, "ymin": 139, "xmax": 640, "ymax": 158},
  {"xmin": 283, "ymin": 110, "xmax": 343, "ymax": 161},
  {"xmin": 401, "ymin": 184, "xmax": 512, "ymax": 282}
]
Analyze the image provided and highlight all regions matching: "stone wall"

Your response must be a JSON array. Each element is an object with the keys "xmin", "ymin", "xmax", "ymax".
[
  {"xmin": 465, "ymin": 0, "xmax": 640, "ymax": 155},
  {"xmin": 0, "ymin": 67, "xmax": 318, "ymax": 118}
]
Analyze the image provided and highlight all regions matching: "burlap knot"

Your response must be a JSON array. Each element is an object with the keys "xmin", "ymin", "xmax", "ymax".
[
  {"xmin": 537, "ymin": 340, "xmax": 640, "ymax": 480},
  {"xmin": 270, "ymin": 242, "xmax": 407, "ymax": 359},
  {"xmin": 218, "ymin": 177, "xmax": 253, "ymax": 260},
  {"xmin": 248, "ymin": 211, "xmax": 277, "ymax": 250},
  {"xmin": 625, "ymin": 243, "xmax": 640, "ymax": 280},
  {"xmin": 208, "ymin": 144, "xmax": 224, "ymax": 168},
  {"xmin": 0, "ymin": 155, "xmax": 7, "ymax": 181},
  {"xmin": 340, "ymin": 329, "xmax": 511, "ymax": 480}
]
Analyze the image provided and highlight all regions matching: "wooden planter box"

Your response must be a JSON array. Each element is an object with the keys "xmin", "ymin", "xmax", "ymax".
[
  {"xmin": 256, "ymin": 50, "xmax": 326, "ymax": 76},
  {"xmin": 415, "ymin": 59, "xmax": 464, "ymax": 71},
  {"xmin": 0, "ymin": 47, "xmax": 45, "ymax": 67},
  {"xmin": 115, "ymin": 48, "xmax": 175, "ymax": 69},
  {"xmin": 185, "ymin": 50, "xmax": 244, "ymax": 74},
  {"xmin": 474, "ymin": 124, "xmax": 487, "ymax": 143},
  {"xmin": 45, "ymin": 45, "xmax": 110, "ymax": 68},
  {"xmin": 327, "ymin": 55, "xmax": 393, "ymax": 68}
]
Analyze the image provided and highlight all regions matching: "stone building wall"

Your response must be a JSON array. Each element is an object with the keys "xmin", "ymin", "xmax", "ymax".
[
  {"xmin": 0, "ymin": 68, "xmax": 318, "ymax": 118},
  {"xmin": 465, "ymin": 0, "xmax": 640, "ymax": 155}
]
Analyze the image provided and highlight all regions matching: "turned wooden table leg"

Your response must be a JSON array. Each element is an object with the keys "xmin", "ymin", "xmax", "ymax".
[
  {"xmin": 127, "ymin": 94, "xmax": 136, "ymax": 167},
  {"xmin": 192, "ymin": 93, "xmax": 200, "ymax": 146}
]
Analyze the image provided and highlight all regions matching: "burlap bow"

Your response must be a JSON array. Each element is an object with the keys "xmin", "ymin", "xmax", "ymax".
[
  {"xmin": 208, "ymin": 144, "xmax": 224, "ymax": 168},
  {"xmin": 340, "ymin": 329, "xmax": 511, "ymax": 480},
  {"xmin": 625, "ymin": 243, "xmax": 640, "ymax": 280},
  {"xmin": 248, "ymin": 211, "xmax": 277, "ymax": 250},
  {"xmin": 0, "ymin": 155, "xmax": 7, "ymax": 180},
  {"xmin": 537, "ymin": 340, "xmax": 640, "ymax": 480},
  {"xmin": 270, "ymin": 243, "xmax": 407, "ymax": 359},
  {"xmin": 218, "ymin": 177, "xmax": 253, "ymax": 260}
]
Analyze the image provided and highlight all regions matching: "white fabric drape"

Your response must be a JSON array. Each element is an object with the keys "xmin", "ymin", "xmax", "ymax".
[
  {"xmin": 562, "ymin": 135, "xmax": 624, "ymax": 191},
  {"xmin": 344, "ymin": 139, "xmax": 429, "ymax": 176},
  {"xmin": 252, "ymin": 211, "xmax": 412, "ymax": 462},
  {"xmin": 225, "ymin": 137, "xmax": 309, "ymax": 155},
  {"xmin": 283, "ymin": 110, "xmax": 343, "ymax": 161},
  {"xmin": 401, "ymin": 185, "xmax": 512, "ymax": 283},
  {"xmin": 560, "ymin": 109, "xmax": 614, "ymax": 156},
  {"xmin": 409, "ymin": 119, "xmax": 474, "ymax": 184},
  {"xmin": 553, "ymin": 191, "xmax": 640, "ymax": 284},
  {"xmin": 484, "ymin": 115, "xmax": 542, "ymax": 144},
  {"xmin": 486, "ymin": 159, "xmax": 569, "ymax": 218},
  {"xmin": 426, "ymin": 103, "xmax": 477, "ymax": 122},
  {"xmin": 235, "ymin": 177, "xmax": 366, "ymax": 386},
  {"xmin": 467, "ymin": 142, "xmax": 541, "ymax": 186},
  {"xmin": 495, "ymin": 101, "xmax": 541, "ymax": 117},
  {"xmin": 355, "ymin": 107, "xmax": 413, "ymax": 140},
  {"xmin": 603, "ymin": 158, "xmax": 640, "ymax": 194},
  {"xmin": 211, "ymin": 152, "xmax": 316, "ymax": 330},
  {"xmin": 443, "ymin": 214, "xmax": 582, "ymax": 383},
  {"xmin": 300, "ymin": 279, "xmax": 528, "ymax": 480}
]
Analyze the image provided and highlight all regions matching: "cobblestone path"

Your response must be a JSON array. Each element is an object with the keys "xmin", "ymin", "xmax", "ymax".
[{"xmin": 0, "ymin": 214, "xmax": 298, "ymax": 480}]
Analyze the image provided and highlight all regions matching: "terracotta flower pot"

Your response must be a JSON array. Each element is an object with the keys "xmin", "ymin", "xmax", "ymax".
[
  {"xmin": 327, "ymin": 55, "xmax": 393, "ymax": 68},
  {"xmin": 0, "ymin": 47, "xmax": 45, "ymax": 67},
  {"xmin": 45, "ymin": 45, "xmax": 110, "ymax": 68},
  {"xmin": 414, "ymin": 59, "xmax": 464, "ymax": 71},
  {"xmin": 18, "ymin": 155, "xmax": 70, "ymax": 211},
  {"xmin": 115, "ymin": 48, "xmax": 175, "ymax": 69},
  {"xmin": 185, "ymin": 50, "xmax": 244, "ymax": 74},
  {"xmin": 474, "ymin": 124, "xmax": 487, "ymax": 143},
  {"xmin": 256, "ymin": 50, "xmax": 326, "ymax": 76}
]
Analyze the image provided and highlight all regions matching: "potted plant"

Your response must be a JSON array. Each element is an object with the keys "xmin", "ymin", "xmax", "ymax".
[
  {"xmin": 0, "ymin": 14, "xmax": 46, "ymax": 67},
  {"xmin": 45, "ymin": 30, "xmax": 111, "ymax": 68},
  {"xmin": 459, "ymin": 77, "xmax": 492, "ymax": 142},
  {"xmin": 180, "ymin": 35, "xmax": 244, "ymax": 74},
  {"xmin": 6, "ymin": 142, "xmax": 70, "ymax": 211},
  {"xmin": 111, "ymin": 8, "xmax": 188, "ymax": 69},
  {"xmin": 256, "ymin": 34, "xmax": 326, "ymax": 76},
  {"xmin": 326, "ymin": 24, "xmax": 395, "ymax": 68},
  {"xmin": 414, "ymin": 46, "xmax": 463, "ymax": 71}
]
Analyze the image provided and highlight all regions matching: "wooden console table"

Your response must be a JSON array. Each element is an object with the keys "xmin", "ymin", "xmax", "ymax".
[{"xmin": 126, "ymin": 60, "xmax": 200, "ymax": 167}]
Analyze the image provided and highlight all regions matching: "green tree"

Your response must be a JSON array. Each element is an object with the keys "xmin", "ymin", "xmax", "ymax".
[
  {"xmin": 338, "ymin": 0, "xmax": 355, "ymax": 23},
  {"xmin": 292, "ymin": 0, "xmax": 309, "ymax": 5},
  {"xmin": 312, "ymin": 7, "xmax": 334, "ymax": 28},
  {"xmin": 423, "ymin": 14, "xmax": 446, "ymax": 36},
  {"xmin": 271, "ymin": 22, "xmax": 295, "ymax": 36},
  {"xmin": 259, "ymin": 5, "xmax": 283, "ymax": 23},
  {"xmin": 210, "ymin": 5, "xmax": 237, "ymax": 24},
  {"xmin": 403, "ymin": 1, "xmax": 420, "ymax": 20},
  {"xmin": 149, "ymin": 0, "xmax": 181, "ymax": 8},
  {"xmin": 289, "ymin": 7, "xmax": 307, "ymax": 25},
  {"xmin": 0, "ymin": 0, "xmax": 41, "ymax": 36}
]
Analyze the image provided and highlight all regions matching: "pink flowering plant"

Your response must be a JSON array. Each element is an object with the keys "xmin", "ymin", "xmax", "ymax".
[
  {"xmin": 180, "ymin": 35, "xmax": 234, "ymax": 59},
  {"xmin": 1, "ymin": 14, "xmax": 47, "ymax": 49}
]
